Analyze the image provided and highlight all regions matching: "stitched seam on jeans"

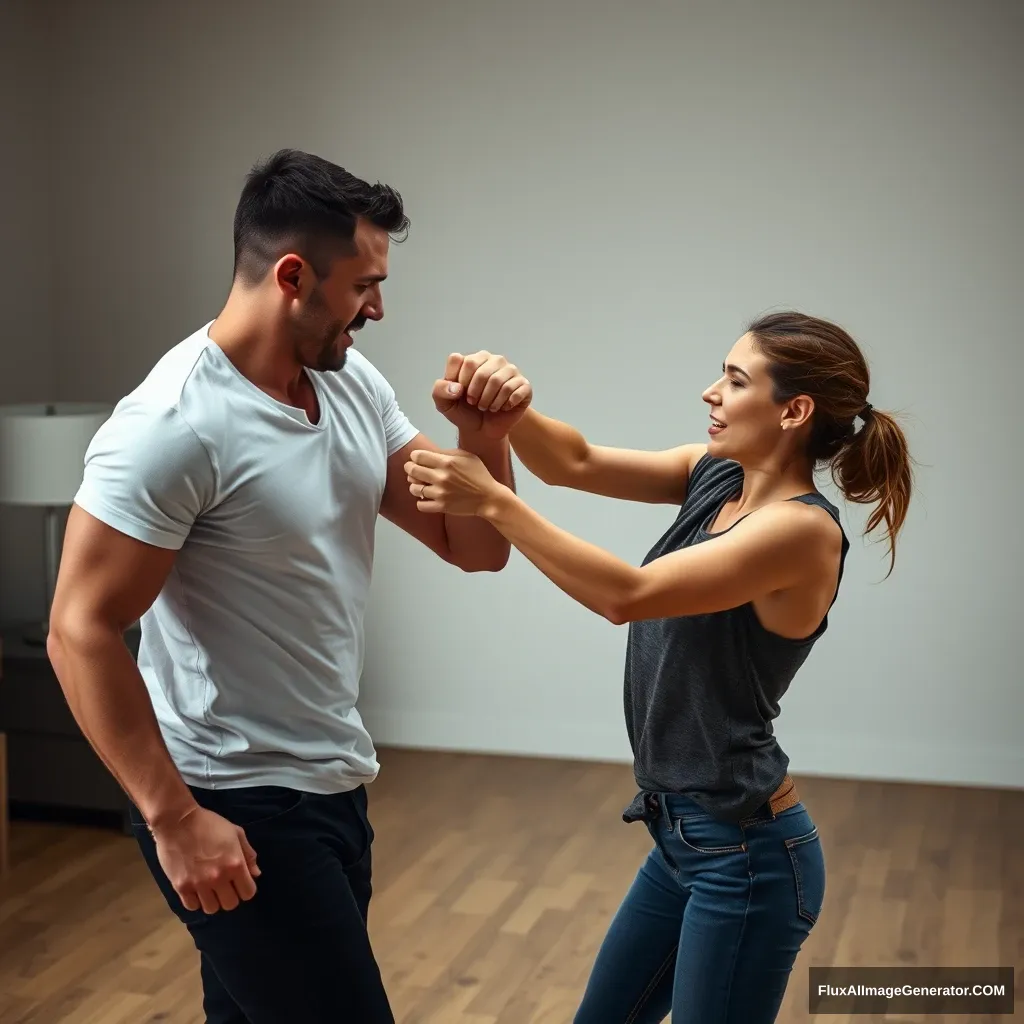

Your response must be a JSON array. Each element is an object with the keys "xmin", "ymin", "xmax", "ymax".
[
  {"xmin": 786, "ymin": 844, "xmax": 817, "ymax": 923},
  {"xmin": 719, "ymin": 847, "xmax": 754, "ymax": 1023},
  {"xmin": 624, "ymin": 945, "xmax": 677, "ymax": 1024},
  {"xmin": 675, "ymin": 819, "xmax": 745, "ymax": 855},
  {"xmin": 790, "ymin": 846, "xmax": 806, "ymax": 918},
  {"xmin": 785, "ymin": 829, "xmax": 819, "ymax": 924}
]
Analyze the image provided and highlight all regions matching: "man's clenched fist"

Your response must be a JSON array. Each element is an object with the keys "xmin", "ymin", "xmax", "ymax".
[{"xmin": 433, "ymin": 351, "xmax": 533, "ymax": 439}]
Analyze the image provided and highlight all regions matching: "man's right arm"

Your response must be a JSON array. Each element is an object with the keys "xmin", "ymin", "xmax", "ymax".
[
  {"xmin": 46, "ymin": 405, "xmax": 259, "ymax": 914},
  {"xmin": 47, "ymin": 506, "xmax": 196, "ymax": 830}
]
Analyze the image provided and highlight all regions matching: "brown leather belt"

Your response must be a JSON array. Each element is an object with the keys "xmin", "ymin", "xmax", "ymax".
[{"xmin": 768, "ymin": 774, "xmax": 799, "ymax": 815}]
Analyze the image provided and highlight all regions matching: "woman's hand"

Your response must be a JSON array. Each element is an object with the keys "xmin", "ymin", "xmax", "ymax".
[{"xmin": 405, "ymin": 449, "xmax": 507, "ymax": 517}]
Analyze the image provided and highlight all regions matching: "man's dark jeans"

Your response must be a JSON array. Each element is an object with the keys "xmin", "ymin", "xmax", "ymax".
[{"xmin": 129, "ymin": 783, "xmax": 393, "ymax": 1023}]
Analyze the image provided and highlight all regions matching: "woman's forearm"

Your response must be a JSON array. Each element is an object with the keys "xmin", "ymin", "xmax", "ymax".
[
  {"xmin": 481, "ymin": 486, "xmax": 638, "ymax": 622},
  {"xmin": 508, "ymin": 408, "xmax": 589, "ymax": 486}
]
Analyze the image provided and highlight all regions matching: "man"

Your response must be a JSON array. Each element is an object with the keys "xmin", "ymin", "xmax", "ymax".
[{"xmin": 46, "ymin": 149, "xmax": 532, "ymax": 1023}]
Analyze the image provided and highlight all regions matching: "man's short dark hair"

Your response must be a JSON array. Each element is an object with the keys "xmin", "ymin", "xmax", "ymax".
[{"xmin": 232, "ymin": 149, "xmax": 409, "ymax": 284}]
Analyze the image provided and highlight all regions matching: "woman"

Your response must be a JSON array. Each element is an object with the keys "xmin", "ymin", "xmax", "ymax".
[{"xmin": 406, "ymin": 311, "xmax": 913, "ymax": 1023}]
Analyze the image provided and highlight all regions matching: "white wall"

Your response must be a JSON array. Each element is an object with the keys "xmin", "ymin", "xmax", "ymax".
[
  {"xmin": 46, "ymin": 0, "xmax": 1023, "ymax": 788},
  {"xmin": 0, "ymin": 0, "xmax": 56, "ymax": 625}
]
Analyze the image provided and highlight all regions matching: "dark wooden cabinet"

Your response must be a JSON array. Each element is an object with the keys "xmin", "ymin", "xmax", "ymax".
[{"xmin": 0, "ymin": 627, "xmax": 139, "ymax": 828}]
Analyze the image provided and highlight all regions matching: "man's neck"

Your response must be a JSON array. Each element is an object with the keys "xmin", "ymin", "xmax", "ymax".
[{"xmin": 208, "ymin": 292, "xmax": 305, "ymax": 402}]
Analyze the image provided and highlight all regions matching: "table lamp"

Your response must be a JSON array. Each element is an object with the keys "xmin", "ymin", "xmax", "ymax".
[{"xmin": 0, "ymin": 402, "xmax": 112, "ymax": 645}]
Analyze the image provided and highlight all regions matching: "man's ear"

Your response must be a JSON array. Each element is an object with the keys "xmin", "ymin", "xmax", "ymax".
[{"xmin": 272, "ymin": 254, "xmax": 306, "ymax": 297}]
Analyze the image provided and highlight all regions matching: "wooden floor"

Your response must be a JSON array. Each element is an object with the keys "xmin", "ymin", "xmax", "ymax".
[{"xmin": 0, "ymin": 749, "xmax": 1020, "ymax": 1023}]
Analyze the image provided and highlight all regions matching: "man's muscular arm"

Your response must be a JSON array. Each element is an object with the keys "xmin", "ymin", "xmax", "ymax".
[
  {"xmin": 381, "ymin": 351, "xmax": 530, "ymax": 571},
  {"xmin": 49, "ymin": 507, "xmax": 260, "ymax": 914}
]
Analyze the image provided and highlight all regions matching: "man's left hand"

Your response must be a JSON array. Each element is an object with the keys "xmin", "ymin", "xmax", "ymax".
[{"xmin": 432, "ymin": 351, "xmax": 533, "ymax": 440}]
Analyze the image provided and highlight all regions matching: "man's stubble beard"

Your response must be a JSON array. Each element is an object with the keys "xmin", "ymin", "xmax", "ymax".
[{"xmin": 296, "ymin": 287, "xmax": 347, "ymax": 372}]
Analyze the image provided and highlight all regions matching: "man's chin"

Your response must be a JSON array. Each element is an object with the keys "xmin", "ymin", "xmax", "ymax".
[
  {"xmin": 319, "ymin": 351, "xmax": 347, "ymax": 372},
  {"xmin": 314, "ymin": 334, "xmax": 352, "ymax": 372}
]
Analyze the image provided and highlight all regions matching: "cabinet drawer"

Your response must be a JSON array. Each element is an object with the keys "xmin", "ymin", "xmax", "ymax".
[
  {"xmin": 0, "ymin": 657, "xmax": 82, "ymax": 737},
  {"xmin": 6, "ymin": 732, "xmax": 128, "ymax": 812}
]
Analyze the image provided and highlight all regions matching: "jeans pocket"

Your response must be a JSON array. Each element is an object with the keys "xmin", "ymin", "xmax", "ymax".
[
  {"xmin": 200, "ymin": 785, "xmax": 306, "ymax": 830},
  {"xmin": 127, "ymin": 787, "xmax": 306, "ymax": 831},
  {"xmin": 784, "ymin": 827, "xmax": 826, "ymax": 924},
  {"xmin": 349, "ymin": 785, "xmax": 374, "ymax": 863},
  {"xmin": 675, "ymin": 814, "xmax": 747, "ymax": 854}
]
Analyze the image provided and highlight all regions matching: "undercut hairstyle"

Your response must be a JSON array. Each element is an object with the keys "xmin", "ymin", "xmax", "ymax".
[{"xmin": 232, "ymin": 149, "xmax": 409, "ymax": 284}]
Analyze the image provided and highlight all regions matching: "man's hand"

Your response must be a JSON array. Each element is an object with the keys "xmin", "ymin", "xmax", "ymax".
[
  {"xmin": 150, "ymin": 805, "xmax": 261, "ymax": 914},
  {"xmin": 433, "ymin": 351, "xmax": 532, "ymax": 439}
]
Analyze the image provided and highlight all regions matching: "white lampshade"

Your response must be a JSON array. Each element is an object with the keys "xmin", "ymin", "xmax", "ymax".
[{"xmin": 0, "ymin": 402, "xmax": 112, "ymax": 506}]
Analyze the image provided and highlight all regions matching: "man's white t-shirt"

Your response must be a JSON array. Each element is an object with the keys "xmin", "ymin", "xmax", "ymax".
[{"xmin": 74, "ymin": 323, "xmax": 419, "ymax": 793}]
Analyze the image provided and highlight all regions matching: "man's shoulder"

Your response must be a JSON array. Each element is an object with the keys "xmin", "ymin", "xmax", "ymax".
[
  {"xmin": 121, "ymin": 326, "xmax": 215, "ymax": 410},
  {"xmin": 99, "ymin": 327, "xmax": 219, "ymax": 452},
  {"xmin": 318, "ymin": 348, "xmax": 400, "ymax": 417},
  {"xmin": 327, "ymin": 347, "xmax": 390, "ymax": 393},
  {"xmin": 322, "ymin": 349, "xmax": 418, "ymax": 454}
]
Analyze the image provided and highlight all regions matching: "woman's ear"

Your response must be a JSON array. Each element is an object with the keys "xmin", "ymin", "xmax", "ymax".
[{"xmin": 781, "ymin": 395, "xmax": 814, "ymax": 431}]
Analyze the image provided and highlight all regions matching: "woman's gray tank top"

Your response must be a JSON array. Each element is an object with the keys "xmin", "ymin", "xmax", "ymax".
[{"xmin": 621, "ymin": 453, "xmax": 849, "ymax": 823}]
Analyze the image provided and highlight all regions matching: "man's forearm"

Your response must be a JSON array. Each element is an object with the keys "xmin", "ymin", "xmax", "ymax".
[
  {"xmin": 48, "ymin": 626, "xmax": 198, "ymax": 829},
  {"xmin": 444, "ymin": 433, "xmax": 516, "ymax": 570}
]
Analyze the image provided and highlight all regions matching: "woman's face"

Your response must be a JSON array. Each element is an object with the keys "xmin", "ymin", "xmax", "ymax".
[{"xmin": 701, "ymin": 332, "xmax": 797, "ymax": 461}]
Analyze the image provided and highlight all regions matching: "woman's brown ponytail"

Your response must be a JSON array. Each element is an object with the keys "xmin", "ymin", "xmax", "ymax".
[{"xmin": 748, "ymin": 312, "xmax": 914, "ymax": 575}]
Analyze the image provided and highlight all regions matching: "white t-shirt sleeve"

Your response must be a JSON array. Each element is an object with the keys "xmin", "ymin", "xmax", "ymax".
[
  {"xmin": 73, "ymin": 405, "xmax": 216, "ymax": 550},
  {"xmin": 380, "ymin": 379, "xmax": 419, "ymax": 456},
  {"xmin": 354, "ymin": 355, "xmax": 419, "ymax": 456}
]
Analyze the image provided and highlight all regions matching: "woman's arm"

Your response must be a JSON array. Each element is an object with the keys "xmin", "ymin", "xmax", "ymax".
[
  {"xmin": 482, "ymin": 489, "xmax": 836, "ymax": 623},
  {"xmin": 404, "ymin": 448, "xmax": 838, "ymax": 623},
  {"xmin": 510, "ymin": 408, "xmax": 704, "ymax": 505}
]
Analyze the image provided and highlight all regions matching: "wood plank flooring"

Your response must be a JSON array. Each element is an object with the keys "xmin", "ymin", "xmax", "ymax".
[{"xmin": 0, "ymin": 749, "xmax": 1020, "ymax": 1022}]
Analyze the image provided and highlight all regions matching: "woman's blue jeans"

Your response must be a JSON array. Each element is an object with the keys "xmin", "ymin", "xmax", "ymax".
[{"xmin": 575, "ymin": 792, "xmax": 826, "ymax": 1023}]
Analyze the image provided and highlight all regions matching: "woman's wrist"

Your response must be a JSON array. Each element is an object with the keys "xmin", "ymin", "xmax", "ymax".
[{"xmin": 480, "ymin": 484, "xmax": 519, "ymax": 524}]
